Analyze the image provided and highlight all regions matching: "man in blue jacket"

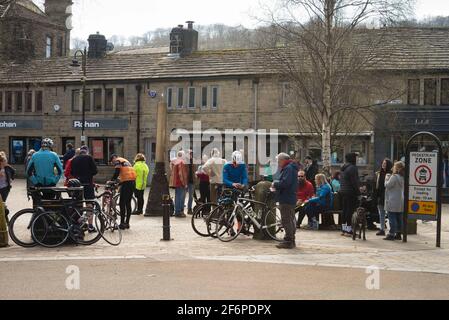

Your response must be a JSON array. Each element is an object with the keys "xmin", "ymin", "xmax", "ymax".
[
  {"xmin": 272, "ymin": 153, "xmax": 299, "ymax": 249},
  {"xmin": 27, "ymin": 138, "xmax": 63, "ymax": 188},
  {"xmin": 223, "ymin": 151, "xmax": 248, "ymax": 191}
]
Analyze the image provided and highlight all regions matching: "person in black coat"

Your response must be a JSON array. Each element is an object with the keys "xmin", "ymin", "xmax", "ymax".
[
  {"xmin": 62, "ymin": 143, "xmax": 75, "ymax": 169},
  {"xmin": 339, "ymin": 153, "xmax": 360, "ymax": 236},
  {"xmin": 304, "ymin": 156, "xmax": 319, "ymax": 190}
]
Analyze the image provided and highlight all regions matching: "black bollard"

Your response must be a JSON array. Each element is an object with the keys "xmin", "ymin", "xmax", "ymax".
[{"xmin": 161, "ymin": 194, "xmax": 172, "ymax": 241}]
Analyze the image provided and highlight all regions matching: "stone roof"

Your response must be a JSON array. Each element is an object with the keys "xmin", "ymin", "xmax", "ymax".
[
  {"xmin": 1, "ymin": 28, "xmax": 449, "ymax": 85},
  {"xmin": 0, "ymin": 0, "xmax": 61, "ymax": 28}
]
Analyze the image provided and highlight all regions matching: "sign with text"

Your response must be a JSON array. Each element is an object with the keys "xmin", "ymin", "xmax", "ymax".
[
  {"xmin": 0, "ymin": 120, "xmax": 43, "ymax": 130},
  {"xmin": 408, "ymin": 152, "xmax": 438, "ymax": 216},
  {"xmin": 73, "ymin": 119, "xmax": 128, "ymax": 130}
]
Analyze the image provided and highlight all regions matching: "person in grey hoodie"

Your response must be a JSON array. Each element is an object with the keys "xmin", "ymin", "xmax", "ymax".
[
  {"xmin": 384, "ymin": 161, "xmax": 405, "ymax": 241},
  {"xmin": 339, "ymin": 153, "xmax": 360, "ymax": 236}
]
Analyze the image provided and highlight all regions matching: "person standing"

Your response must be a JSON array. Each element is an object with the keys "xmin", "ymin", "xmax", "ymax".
[
  {"xmin": 374, "ymin": 158, "xmax": 393, "ymax": 236},
  {"xmin": 296, "ymin": 170, "xmax": 315, "ymax": 228},
  {"xmin": 339, "ymin": 153, "xmax": 360, "ymax": 237},
  {"xmin": 64, "ymin": 148, "xmax": 81, "ymax": 186},
  {"xmin": 170, "ymin": 151, "xmax": 188, "ymax": 218},
  {"xmin": 133, "ymin": 153, "xmax": 150, "ymax": 215},
  {"xmin": 384, "ymin": 161, "xmax": 405, "ymax": 241},
  {"xmin": 186, "ymin": 150, "xmax": 196, "ymax": 215},
  {"xmin": 62, "ymin": 143, "xmax": 75, "ymax": 169},
  {"xmin": 272, "ymin": 153, "xmax": 299, "ymax": 249},
  {"xmin": 24, "ymin": 149, "xmax": 36, "ymax": 191},
  {"xmin": 304, "ymin": 156, "xmax": 319, "ymax": 190},
  {"xmin": 0, "ymin": 152, "xmax": 15, "ymax": 203},
  {"xmin": 196, "ymin": 155, "xmax": 211, "ymax": 205},
  {"xmin": 110, "ymin": 154, "xmax": 137, "ymax": 229},
  {"xmin": 202, "ymin": 148, "xmax": 227, "ymax": 203}
]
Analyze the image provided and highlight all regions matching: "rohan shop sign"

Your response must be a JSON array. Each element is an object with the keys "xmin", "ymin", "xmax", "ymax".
[
  {"xmin": 0, "ymin": 120, "xmax": 43, "ymax": 130},
  {"xmin": 73, "ymin": 119, "xmax": 128, "ymax": 130}
]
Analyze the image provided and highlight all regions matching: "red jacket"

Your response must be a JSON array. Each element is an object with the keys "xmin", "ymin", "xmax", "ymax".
[
  {"xmin": 297, "ymin": 180, "xmax": 315, "ymax": 202},
  {"xmin": 64, "ymin": 157, "xmax": 75, "ymax": 186}
]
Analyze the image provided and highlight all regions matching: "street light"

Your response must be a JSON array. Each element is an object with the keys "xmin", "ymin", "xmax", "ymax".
[{"xmin": 70, "ymin": 47, "xmax": 87, "ymax": 146}]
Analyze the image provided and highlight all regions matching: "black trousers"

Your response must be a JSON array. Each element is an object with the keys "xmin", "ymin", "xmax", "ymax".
[
  {"xmin": 341, "ymin": 193, "xmax": 358, "ymax": 227},
  {"xmin": 0, "ymin": 187, "xmax": 10, "ymax": 202},
  {"xmin": 199, "ymin": 181, "xmax": 210, "ymax": 204},
  {"xmin": 120, "ymin": 181, "xmax": 135, "ymax": 225},
  {"xmin": 134, "ymin": 189, "xmax": 145, "ymax": 214}
]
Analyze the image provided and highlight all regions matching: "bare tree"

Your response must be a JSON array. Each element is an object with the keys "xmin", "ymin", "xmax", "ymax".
[{"xmin": 259, "ymin": 0, "xmax": 415, "ymax": 174}]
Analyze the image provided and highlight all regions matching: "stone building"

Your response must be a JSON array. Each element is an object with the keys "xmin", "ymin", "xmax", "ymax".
[
  {"xmin": 1, "ymin": 18, "xmax": 449, "ymax": 181},
  {"xmin": 0, "ymin": 0, "xmax": 72, "ymax": 61}
]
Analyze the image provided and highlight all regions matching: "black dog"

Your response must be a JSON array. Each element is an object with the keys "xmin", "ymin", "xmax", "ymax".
[{"xmin": 352, "ymin": 207, "xmax": 367, "ymax": 241}]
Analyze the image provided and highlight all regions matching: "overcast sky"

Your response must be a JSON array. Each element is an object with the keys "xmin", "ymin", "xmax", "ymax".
[{"xmin": 33, "ymin": 0, "xmax": 449, "ymax": 40}]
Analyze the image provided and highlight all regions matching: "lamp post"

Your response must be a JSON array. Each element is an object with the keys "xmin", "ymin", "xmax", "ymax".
[{"xmin": 70, "ymin": 48, "xmax": 87, "ymax": 146}]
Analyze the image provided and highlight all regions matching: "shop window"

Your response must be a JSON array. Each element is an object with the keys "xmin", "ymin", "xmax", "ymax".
[
  {"xmin": 351, "ymin": 142, "xmax": 368, "ymax": 165},
  {"xmin": 16, "ymin": 92, "xmax": 23, "ymax": 112},
  {"xmin": 25, "ymin": 91, "xmax": 32, "ymax": 112},
  {"xmin": 167, "ymin": 88, "xmax": 173, "ymax": 109},
  {"xmin": 424, "ymin": 79, "xmax": 436, "ymax": 105},
  {"xmin": 407, "ymin": 79, "xmax": 420, "ymax": 105},
  {"xmin": 93, "ymin": 89, "xmax": 102, "ymax": 112},
  {"xmin": 188, "ymin": 87, "xmax": 196, "ymax": 109},
  {"xmin": 35, "ymin": 91, "xmax": 43, "ymax": 112},
  {"xmin": 441, "ymin": 79, "xmax": 449, "ymax": 106},
  {"xmin": 72, "ymin": 90, "xmax": 80, "ymax": 112},
  {"xmin": 88, "ymin": 137, "xmax": 124, "ymax": 166},
  {"xmin": 201, "ymin": 87, "xmax": 208, "ymax": 109},
  {"xmin": 105, "ymin": 89, "xmax": 113, "ymax": 112},
  {"xmin": 212, "ymin": 86, "xmax": 219, "ymax": 109},
  {"xmin": 331, "ymin": 146, "xmax": 344, "ymax": 164},
  {"xmin": 9, "ymin": 137, "xmax": 42, "ymax": 165},
  {"xmin": 116, "ymin": 88, "xmax": 125, "ymax": 112}
]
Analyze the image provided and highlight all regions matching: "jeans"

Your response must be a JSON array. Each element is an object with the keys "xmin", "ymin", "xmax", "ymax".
[
  {"xmin": 134, "ymin": 189, "xmax": 145, "ymax": 213},
  {"xmin": 0, "ymin": 187, "xmax": 10, "ymax": 202},
  {"xmin": 378, "ymin": 204, "xmax": 386, "ymax": 231},
  {"xmin": 187, "ymin": 183, "xmax": 194, "ymax": 210},
  {"xmin": 341, "ymin": 194, "xmax": 358, "ymax": 231},
  {"xmin": 280, "ymin": 204, "xmax": 296, "ymax": 242},
  {"xmin": 120, "ymin": 181, "xmax": 135, "ymax": 225},
  {"xmin": 175, "ymin": 187, "xmax": 186, "ymax": 215},
  {"xmin": 388, "ymin": 212, "xmax": 403, "ymax": 235}
]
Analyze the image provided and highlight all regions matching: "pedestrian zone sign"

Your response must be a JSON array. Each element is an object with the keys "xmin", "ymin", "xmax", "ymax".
[{"xmin": 408, "ymin": 152, "xmax": 438, "ymax": 216}]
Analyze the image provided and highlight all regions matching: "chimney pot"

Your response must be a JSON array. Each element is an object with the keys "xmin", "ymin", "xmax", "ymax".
[{"xmin": 186, "ymin": 21, "xmax": 195, "ymax": 30}]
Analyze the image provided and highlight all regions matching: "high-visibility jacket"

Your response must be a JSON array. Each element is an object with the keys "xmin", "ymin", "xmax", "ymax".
[
  {"xmin": 113, "ymin": 157, "xmax": 137, "ymax": 182},
  {"xmin": 134, "ymin": 160, "xmax": 150, "ymax": 190}
]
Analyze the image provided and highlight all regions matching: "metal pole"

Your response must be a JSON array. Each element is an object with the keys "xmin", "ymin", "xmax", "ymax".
[
  {"xmin": 161, "ymin": 194, "xmax": 171, "ymax": 241},
  {"xmin": 81, "ymin": 47, "xmax": 87, "ymax": 146}
]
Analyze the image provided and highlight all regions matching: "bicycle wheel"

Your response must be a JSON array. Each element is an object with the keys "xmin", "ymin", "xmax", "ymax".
[
  {"xmin": 264, "ymin": 206, "xmax": 285, "ymax": 241},
  {"xmin": 191, "ymin": 202, "xmax": 218, "ymax": 237},
  {"xmin": 216, "ymin": 206, "xmax": 244, "ymax": 242},
  {"xmin": 97, "ymin": 211, "xmax": 122, "ymax": 246},
  {"xmin": 114, "ymin": 194, "xmax": 137, "ymax": 215},
  {"xmin": 72, "ymin": 207, "xmax": 104, "ymax": 246},
  {"xmin": 31, "ymin": 211, "xmax": 70, "ymax": 248},
  {"xmin": 8, "ymin": 208, "xmax": 38, "ymax": 248},
  {"xmin": 206, "ymin": 205, "xmax": 227, "ymax": 238}
]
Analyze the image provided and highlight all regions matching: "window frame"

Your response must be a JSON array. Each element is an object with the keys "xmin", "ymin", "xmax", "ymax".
[
  {"xmin": 441, "ymin": 78, "xmax": 449, "ymax": 106},
  {"xmin": 116, "ymin": 88, "xmax": 125, "ymax": 112},
  {"xmin": 211, "ymin": 86, "xmax": 219, "ymax": 109},
  {"xmin": 177, "ymin": 87, "xmax": 184, "ymax": 109},
  {"xmin": 93, "ymin": 88, "xmax": 103, "ymax": 112},
  {"xmin": 407, "ymin": 79, "xmax": 420, "ymax": 105},
  {"xmin": 35, "ymin": 91, "xmax": 43, "ymax": 113},
  {"xmin": 105, "ymin": 88, "xmax": 113, "ymax": 112},
  {"xmin": 25, "ymin": 91, "xmax": 32, "ymax": 112},
  {"xmin": 167, "ymin": 87, "xmax": 174, "ymax": 109},
  {"xmin": 0, "ymin": 91, "xmax": 3, "ymax": 112},
  {"xmin": 201, "ymin": 86, "xmax": 208, "ymax": 109},
  {"xmin": 188, "ymin": 87, "xmax": 196, "ymax": 110},
  {"xmin": 46, "ymin": 35, "xmax": 52, "ymax": 58},
  {"xmin": 424, "ymin": 78, "xmax": 437, "ymax": 106},
  {"xmin": 71, "ymin": 89, "xmax": 80, "ymax": 112}
]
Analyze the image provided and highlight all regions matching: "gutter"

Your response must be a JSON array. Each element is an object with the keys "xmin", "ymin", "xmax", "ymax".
[{"xmin": 136, "ymin": 84, "xmax": 142, "ymax": 154}]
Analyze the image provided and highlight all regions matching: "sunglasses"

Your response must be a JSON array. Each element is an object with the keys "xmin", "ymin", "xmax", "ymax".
[{"xmin": 298, "ymin": 176, "xmax": 305, "ymax": 178}]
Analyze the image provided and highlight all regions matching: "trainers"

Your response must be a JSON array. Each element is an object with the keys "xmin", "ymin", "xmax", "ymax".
[
  {"xmin": 394, "ymin": 233, "xmax": 402, "ymax": 241},
  {"xmin": 187, "ymin": 209, "xmax": 194, "ymax": 215},
  {"xmin": 276, "ymin": 241, "xmax": 296, "ymax": 249},
  {"xmin": 119, "ymin": 224, "xmax": 127, "ymax": 230},
  {"xmin": 175, "ymin": 213, "xmax": 187, "ymax": 218},
  {"xmin": 383, "ymin": 234, "xmax": 395, "ymax": 241},
  {"xmin": 376, "ymin": 230, "xmax": 386, "ymax": 236}
]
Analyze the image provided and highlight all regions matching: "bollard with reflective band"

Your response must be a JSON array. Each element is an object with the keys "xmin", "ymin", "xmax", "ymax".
[
  {"xmin": 0, "ymin": 196, "xmax": 8, "ymax": 247},
  {"xmin": 161, "ymin": 194, "xmax": 172, "ymax": 241}
]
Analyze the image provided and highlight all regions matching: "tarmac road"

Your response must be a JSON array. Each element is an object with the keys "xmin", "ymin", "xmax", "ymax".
[{"xmin": 1, "ymin": 258, "xmax": 449, "ymax": 300}]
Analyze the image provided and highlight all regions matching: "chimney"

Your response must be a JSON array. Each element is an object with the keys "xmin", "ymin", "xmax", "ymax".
[
  {"xmin": 88, "ymin": 32, "xmax": 107, "ymax": 58},
  {"xmin": 169, "ymin": 21, "xmax": 198, "ymax": 58}
]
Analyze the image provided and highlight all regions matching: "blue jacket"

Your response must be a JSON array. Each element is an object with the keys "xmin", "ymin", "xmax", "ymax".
[
  {"xmin": 308, "ymin": 183, "xmax": 334, "ymax": 209},
  {"xmin": 223, "ymin": 162, "xmax": 248, "ymax": 188},
  {"xmin": 27, "ymin": 149, "xmax": 63, "ymax": 186},
  {"xmin": 273, "ymin": 161, "xmax": 299, "ymax": 205}
]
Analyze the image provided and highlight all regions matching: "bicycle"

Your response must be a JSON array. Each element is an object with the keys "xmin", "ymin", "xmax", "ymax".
[
  {"xmin": 94, "ymin": 182, "xmax": 122, "ymax": 246},
  {"xmin": 29, "ymin": 187, "xmax": 104, "ymax": 248},
  {"xmin": 215, "ymin": 190, "xmax": 283, "ymax": 242}
]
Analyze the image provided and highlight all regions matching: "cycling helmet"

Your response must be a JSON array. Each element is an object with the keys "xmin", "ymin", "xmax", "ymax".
[
  {"xmin": 41, "ymin": 138, "xmax": 54, "ymax": 149},
  {"xmin": 232, "ymin": 151, "xmax": 243, "ymax": 163},
  {"xmin": 67, "ymin": 179, "xmax": 82, "ymax": 188}
]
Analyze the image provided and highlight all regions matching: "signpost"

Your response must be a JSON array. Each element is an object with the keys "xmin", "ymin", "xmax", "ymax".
[{"xmin": 404, "ymin": 132, "xmax": 443, "ymax": 247}]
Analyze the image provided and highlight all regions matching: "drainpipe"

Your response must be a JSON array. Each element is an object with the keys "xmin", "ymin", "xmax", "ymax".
[
  {"xmin": 253, "ymin": 78, "xmax": 259, "ymax": 181},
  {"xmin": 136, "ymin": 84, "xmax": 142, "ymax": 153}
]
